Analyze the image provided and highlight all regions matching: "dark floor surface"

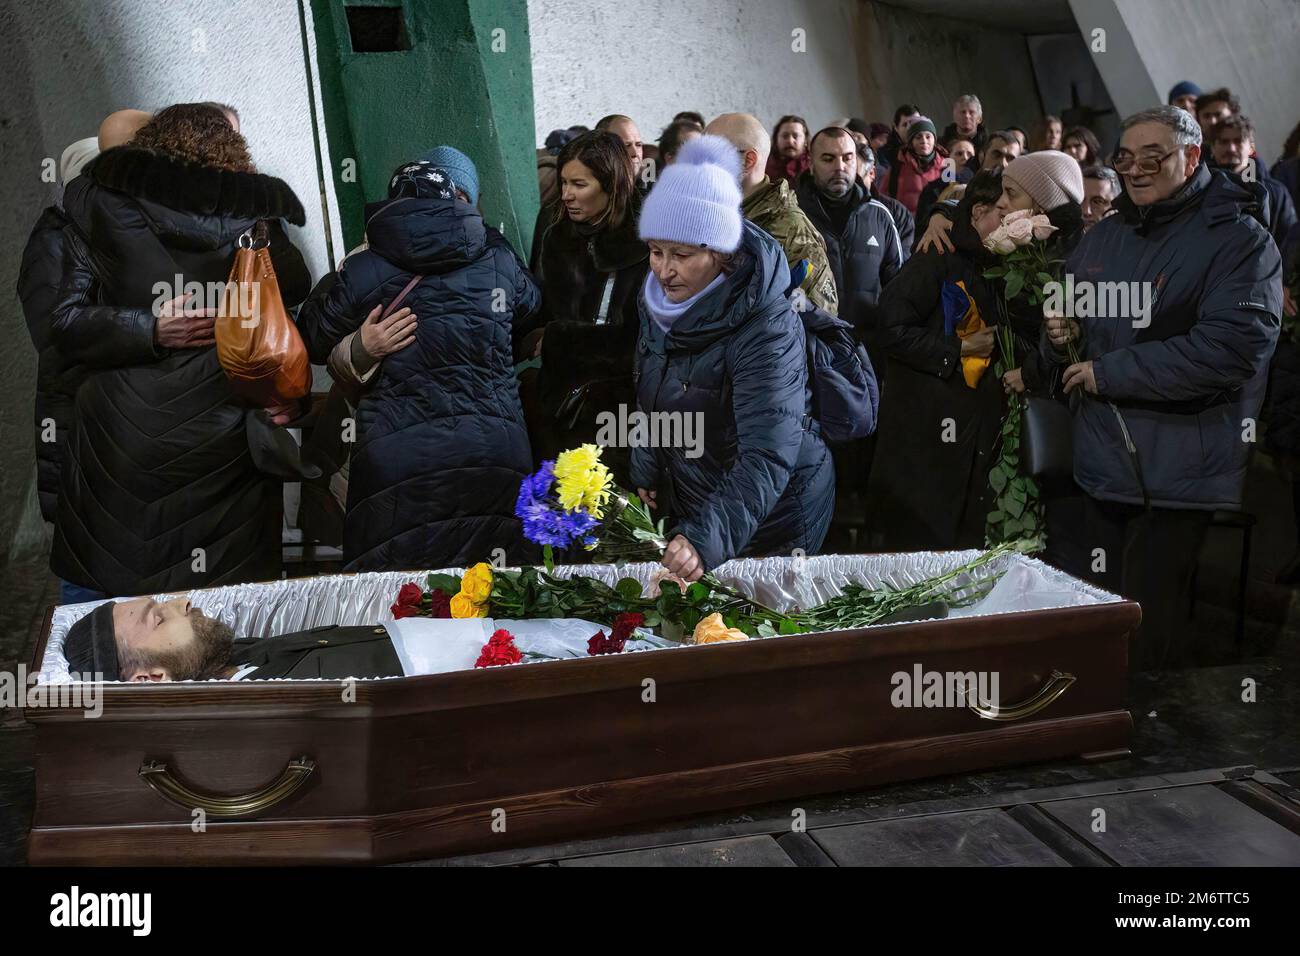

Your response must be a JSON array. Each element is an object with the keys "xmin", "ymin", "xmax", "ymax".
[{"xmin": 3, "ymin": 459, "xmax": 1298, "ymax": 866}]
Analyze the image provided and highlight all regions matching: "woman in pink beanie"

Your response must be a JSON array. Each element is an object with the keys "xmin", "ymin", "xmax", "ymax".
[
  {"xmin": 996, "ymin": 149, "xmax": 1085, "ymax": 218},
  {"xmin": 991, "ymin": 151, "xmax": 1086, "ymax": 396}
]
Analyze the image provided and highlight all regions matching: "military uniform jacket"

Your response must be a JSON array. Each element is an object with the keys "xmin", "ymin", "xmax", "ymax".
[{"xmin": 742, "ymin": 177, "xmax": 839, "ymax": 315}]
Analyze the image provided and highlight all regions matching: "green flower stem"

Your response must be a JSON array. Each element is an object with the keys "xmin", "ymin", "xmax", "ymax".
[{"xmin": 789, "ymin": 542, "xmax": 1016, "ymax": 631}]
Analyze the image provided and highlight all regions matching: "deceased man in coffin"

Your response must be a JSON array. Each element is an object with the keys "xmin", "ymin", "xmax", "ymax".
[
  {"xmin": 61, "ymin": 596, "xmax": 643, "ymax": 682},
  {"xmin": 57, "ymin": 552, "xmax": 1122, "ymax": 685},
  {"xmin": 62, "ymin": 598, "xmax": 404, "ymax": 682},
  {"xmin": 31, "ymin": 558, "xmax": 1140, "ymax": 867}
]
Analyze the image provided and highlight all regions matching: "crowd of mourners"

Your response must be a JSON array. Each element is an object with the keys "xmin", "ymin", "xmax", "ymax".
[{"xmin": 19, "ymin": 78, "xmax": 1299, "ymax": 673}]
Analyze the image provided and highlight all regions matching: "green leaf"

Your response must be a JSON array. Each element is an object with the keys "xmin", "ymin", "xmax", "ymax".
[
  {"xmin": 1005, "ymin": 272, "xmax": 1025, "ymax": 300},
  {"xmin": 779, "ymin": 618, "xmax": 803, "ymax": 635},
  {"xmin": 687, "ymin": 582, "xmax": 710, "ymax": 602},
  {"xmin": 1036, "ymin": 272, "xmax": 1055, "ymax": 286},
  {"xmin": 1005, "ymin": 496, "xmax": 1025, "ymax": 519},
  {"xmin": 426, "ymin": 573, "xmax": 462, "ymax": 595},
  {"xmin": 987, "ymin": 510, "xmax": 1004, "ymax": 523},
  {"xmin": 989, "ymin": 467, "xmax": 1008, "ymax": 493},
  {"xmin": 615, "ymin": 577, "xmax": 643, "ymax": 600}
]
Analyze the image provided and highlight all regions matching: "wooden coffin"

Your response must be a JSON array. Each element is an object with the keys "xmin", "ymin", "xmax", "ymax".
[{"xmin": 24, "ymin": 554, "xmax": 1138, "ymax": 865}]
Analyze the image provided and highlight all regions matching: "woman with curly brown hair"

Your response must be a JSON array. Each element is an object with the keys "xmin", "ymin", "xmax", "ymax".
[
  {"xmin": 45, "ymin": 102, "xmax": 312, "ymax": 598},
  {"xmin": 129, "ymin": 102, "xmax": 254, "ymax": 171}
]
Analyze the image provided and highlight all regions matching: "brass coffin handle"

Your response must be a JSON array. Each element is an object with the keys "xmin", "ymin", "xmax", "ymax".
[
  {"xmin": 139, "ymin": 757, "xmax": 315, "ymax": 819},
  {"xmin": 965, "ymin": 671, "xmax": 1076, "ymax": 722}
]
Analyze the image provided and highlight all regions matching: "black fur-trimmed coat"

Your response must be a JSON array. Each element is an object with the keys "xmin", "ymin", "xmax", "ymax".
[
  {"xmin": 528, "ymin": 202, "xmax": 649, "ymax": 481},
  {"xmin": 49, "ymin": 146, "xmax": 310, "ymax": 596}
]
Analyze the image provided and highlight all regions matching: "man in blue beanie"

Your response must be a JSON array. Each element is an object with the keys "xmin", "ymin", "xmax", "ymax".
[
  {"xmin": 1167, "ymin": 80, "xmax": 1202, "ymax": 116},
  {"xmin": 420, "ymin": 145, "xmax": 480, "ymax": 205}
]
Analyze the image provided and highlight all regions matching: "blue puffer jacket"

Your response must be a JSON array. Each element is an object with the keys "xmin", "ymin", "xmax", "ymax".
[
  {"xmin": 1049, "ymin": 163, "xmax": 1282, "ymax": 510},
  {"xmin": 631, "ymin": 221, "xmax": 834, "ymax": 571},
  {"xmin": 298, "ymin": 197, "xmax": 540, "ymax": 570}
]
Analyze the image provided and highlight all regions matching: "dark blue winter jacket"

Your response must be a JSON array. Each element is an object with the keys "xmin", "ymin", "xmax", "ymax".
[
  {"xmin": 298, "ymin": 196, "xmax": 540, "ymax": 570},
  {"xmin": 631, "ymin": 221, "xmax": 834, "ymax": 571},
  {"xmin": 1047, "ymin": 163, "xmax": 1282, "ymax": 510},
  {"xmin": 1271, "ymin": 156, "xmax": 1300, "ymax": 212}
]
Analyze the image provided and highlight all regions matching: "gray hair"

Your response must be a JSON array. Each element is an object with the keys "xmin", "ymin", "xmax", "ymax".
[
  {"xmin": 1120, "ymin": 105, "xmax": 1202, "ymax": 147},
  {"xmin": 955, "ymin": 93, "xmax": 983, "ymax": 116},
  {"xmin": 1082, "ymin": 164, "xmax": 1121, "ymax": 198}
]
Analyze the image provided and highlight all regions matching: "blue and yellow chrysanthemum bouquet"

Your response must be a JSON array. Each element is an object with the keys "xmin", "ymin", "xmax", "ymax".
[
  {"xmin": 515, "ymin": 444, "xmax": 667, "ymax": 569},
  {"xmin": 393, "ymin": 441, "xmax": 1020, "ymax": 644}
]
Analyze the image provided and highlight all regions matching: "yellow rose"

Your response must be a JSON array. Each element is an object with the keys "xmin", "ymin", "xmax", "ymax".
[
  {"xmin": 691, "ymin": 612, "xmax": 749, "ymax": 645},
  {"xmin": 450, "ymin": 592, "xmax": 488, "ymax": 618},
  {"xmin": 461, "ymin": 562, "xmax": 494, "ymax": 604}
]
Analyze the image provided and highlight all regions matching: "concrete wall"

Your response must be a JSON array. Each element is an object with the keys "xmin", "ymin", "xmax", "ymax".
[
  {"xmin": 1070, "ymin": 0, "xmax": 1300, "ymax": 163},
  {"xmin": 527, "ymin": 0, "xmax": 865, "ymax": 147},
  {"xmin": 0, "ymin": 0, "xmax": 342, "ymax": 563},
  {"xmin": 855, "ymin": 1, "xmax": 1044, "ymax": 138}
]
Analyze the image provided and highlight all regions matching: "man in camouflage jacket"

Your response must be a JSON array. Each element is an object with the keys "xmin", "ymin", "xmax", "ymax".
[{"xmin": 707, "ymin": 113, "xmax": 839, "ymax": 314}]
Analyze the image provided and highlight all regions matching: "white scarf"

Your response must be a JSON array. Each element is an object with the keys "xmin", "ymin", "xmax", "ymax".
[{"xmin": 642, "ymin": 269, "xmax": 727, "ymax": 333}]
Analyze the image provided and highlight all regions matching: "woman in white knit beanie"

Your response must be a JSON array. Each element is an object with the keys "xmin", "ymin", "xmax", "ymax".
[{"xmin": 633, "ymin": 134, "xmax": 835, "ymax": 583}]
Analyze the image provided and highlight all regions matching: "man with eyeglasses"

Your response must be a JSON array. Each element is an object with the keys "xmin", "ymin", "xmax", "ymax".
[
  {"xmin": 1041, "ymin": 105, "xmax": 1282, "ymax": 672},
  {"xmin": 1080, "ymin": 165, "xmax": 1120, "ymax": 231}
]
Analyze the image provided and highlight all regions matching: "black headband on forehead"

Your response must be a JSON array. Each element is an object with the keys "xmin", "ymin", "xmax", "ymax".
[{"xmin": 62, "ymin": 602, "xmax": 119, "ymax": 681}]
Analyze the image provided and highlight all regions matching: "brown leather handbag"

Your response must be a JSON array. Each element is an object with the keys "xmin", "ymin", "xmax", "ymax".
[{"xmin": 216, "ymin": 222, "xmax": 310, "ymax": 405}]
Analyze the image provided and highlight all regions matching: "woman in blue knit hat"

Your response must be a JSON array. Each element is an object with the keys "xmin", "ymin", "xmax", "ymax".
[
  {"xmin": 632, "ymin": 134, "xmax": 834, "ymax": 581},
  {"xmin": 297, "ymin": 154, "xmax": 541, "ymax": 571}
]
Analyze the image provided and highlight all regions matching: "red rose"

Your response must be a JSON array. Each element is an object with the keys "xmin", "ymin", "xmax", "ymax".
[
  {"xmin": 475, "ymin": 628, "xmax": 522, "ymax": 668},
  {"xmin": 391, "ymin": 582, "xmax": 426, "ymax": 619},
  {"xmin": 587, "ymin": 629, "xmax": 625, "ymax": 655},
  {"xmin": 610, "ymin": 612, "xmax": 645, "ymax": 643},
  {"xmin": 428, "ymin": 588, "xmax": 452, "ymax": 618}
]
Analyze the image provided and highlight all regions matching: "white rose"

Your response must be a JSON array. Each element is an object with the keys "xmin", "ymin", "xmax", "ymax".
[
  {"xmin": 1005, "ymin": 216, "xmax": 1035, "ymax": 244},
  {"xmin": 1030, "ymin": 215, "xmax": 1057, "ymax": 240},
  {"xmin": 989, "ymin": 234, "xmax": 1017, "ymax": 255}
]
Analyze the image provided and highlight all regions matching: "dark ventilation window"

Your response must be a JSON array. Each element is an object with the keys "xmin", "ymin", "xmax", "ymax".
[{"xmin": 345, "ymin": 4, "xmax": 410, "ymax": 53}]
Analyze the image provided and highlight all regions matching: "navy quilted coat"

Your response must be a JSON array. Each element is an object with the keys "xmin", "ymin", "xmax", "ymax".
[
  {"xmin": 297, "ymin": 197, "xmax": 540, "ymax": 570},
  {"xmin": 630, "ymin": 221, "xmax": 834, "ymax": 572},
  {"xmin": 1050, "ymin": 164, "xmax": 1281, "ymax": 510}
]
